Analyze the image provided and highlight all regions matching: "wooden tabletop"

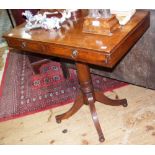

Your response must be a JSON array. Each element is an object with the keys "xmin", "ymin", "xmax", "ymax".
[{"xmin": 3, "ymin": 10, "xmax": 150, "ymax": 68}]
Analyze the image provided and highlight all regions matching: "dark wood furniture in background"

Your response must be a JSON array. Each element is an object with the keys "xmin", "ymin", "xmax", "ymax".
[
  {"xmin": 3, "ymin": 10, "xmax": 150, "ymax": 142},
  {"xmin": 7, "ymin": 9, "xmax": 39, "ymax": 27}
]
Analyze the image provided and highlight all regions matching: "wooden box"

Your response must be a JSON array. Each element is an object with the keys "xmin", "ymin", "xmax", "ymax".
[{"xmin": 83, "ymin": 15, "xmax": 120, "ymax": 36}]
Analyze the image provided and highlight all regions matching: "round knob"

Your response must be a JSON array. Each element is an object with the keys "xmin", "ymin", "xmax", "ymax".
[
  {"xmin": 21, "ymin": 42, "xmax": 26, "ymax": 48},
  {"xmin": 72, "ymin": 49, "xmax": 78, "ymax": 58}
]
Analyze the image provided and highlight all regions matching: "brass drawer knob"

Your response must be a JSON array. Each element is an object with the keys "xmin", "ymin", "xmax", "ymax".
[
  {"xmin": 21, "ymin": 42, "xmax": 26, "ymax": 48},
  {"xmin": 72, "ymin": 49, "xmax": 78, "ymax": 58}
]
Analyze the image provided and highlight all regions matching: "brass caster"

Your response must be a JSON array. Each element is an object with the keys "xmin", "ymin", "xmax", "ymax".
[
  {"xmin": 99, "ymin": 136, "xmax": 105, "ymax": 142},
  {"xmin": 56, "ymin": 118, "xmax": 61, "ymax": 124},
  {"xmin": 122, "ymin": 102, "xmax": 128, "ymax": 107}
]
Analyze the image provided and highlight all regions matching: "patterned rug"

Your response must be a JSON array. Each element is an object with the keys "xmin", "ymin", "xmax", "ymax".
[{"xmin": 0, "ymin": 50, "xmax": 127, "ymax": 122}]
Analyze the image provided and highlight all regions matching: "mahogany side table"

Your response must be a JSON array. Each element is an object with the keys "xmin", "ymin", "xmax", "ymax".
[{"xmin": 3, "ymin": 10, "xmax": 150, "ymax": 142}]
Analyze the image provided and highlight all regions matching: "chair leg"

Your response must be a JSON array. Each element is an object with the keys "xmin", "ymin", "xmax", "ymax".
[{"xmin": 60, "ymin": 61, "xmax": 70, "ymax": 79}]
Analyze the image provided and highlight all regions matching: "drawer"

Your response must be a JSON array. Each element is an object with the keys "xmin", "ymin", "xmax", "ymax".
[
  {"xmin": 6, "ymin": 38, "xmax": 43, "ymax": 53},
  {"xmin": 44, "ymin": 44, "xmax": 107, "ymax": 66},
  {"xmin": 6, "ymin": 38, "xmax": 107, "ymax": 66}
]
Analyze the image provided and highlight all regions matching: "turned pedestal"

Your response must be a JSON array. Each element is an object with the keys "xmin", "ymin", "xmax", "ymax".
[{"xmin": 56, "ymin": 62, "xmax": 127, "ymax": 142}]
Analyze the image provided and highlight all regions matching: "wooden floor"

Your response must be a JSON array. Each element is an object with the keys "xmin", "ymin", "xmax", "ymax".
[
  {"xmin": 0, "ymin": 84, "xmax": 155, "ymax": 145},
  {"xmin": 0, "ymin": 45, "xmax": 155, "ymax": 145}
]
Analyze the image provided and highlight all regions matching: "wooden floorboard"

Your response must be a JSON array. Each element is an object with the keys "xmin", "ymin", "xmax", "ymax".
[{"xmin": 0, "ymin": 84, "xmax": 155, "ymax": 144}]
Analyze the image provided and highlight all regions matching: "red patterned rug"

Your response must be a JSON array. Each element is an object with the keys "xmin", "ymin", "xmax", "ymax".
[{"xmin": 0, "ymin": 51, "xmax": 127, "ymax": 122}]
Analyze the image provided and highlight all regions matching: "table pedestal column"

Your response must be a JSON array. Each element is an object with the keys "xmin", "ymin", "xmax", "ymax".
[{"xmin": 56, "ymin": 62, "xmax": 127, "ymax": 142}]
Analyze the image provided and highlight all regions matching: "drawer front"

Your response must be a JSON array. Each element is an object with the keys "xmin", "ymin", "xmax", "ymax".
[
  {"xmin": 6, "ymin": 38, "xmax": 107, "ymax": 66},
  {"xmin": 6, "ymin": 38, "xmax": 43, "ymax": 52},
  {"xmin": 45, "ymin": 44, "xmax": 107, "ymax": 66}
]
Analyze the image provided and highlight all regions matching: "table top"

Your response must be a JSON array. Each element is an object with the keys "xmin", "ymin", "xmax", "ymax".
[{"xmin": 3, "ymin": 10, "xmax": 150, "ymax": 68}]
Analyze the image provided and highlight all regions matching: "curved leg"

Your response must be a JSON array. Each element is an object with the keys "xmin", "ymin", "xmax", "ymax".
[
  {"xmin": 56, "ymin": 62, "xmax": 128, "ymax": 142},
  {"xmin": 56, "ymin": 92, "xmax": 84, "ymax": 123},
  {"xmin": 87, "ymin": 93, "xmax": 105, "ymax": 142},
  {"xmin": 95, "ymin": 91, "xmax": 128, "ymax": 107}
]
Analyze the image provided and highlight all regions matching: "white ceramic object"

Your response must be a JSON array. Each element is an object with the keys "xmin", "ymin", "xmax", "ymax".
[{"xmin": 110, "ymin": 9, "xmax": 136, "ymax": 25}]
